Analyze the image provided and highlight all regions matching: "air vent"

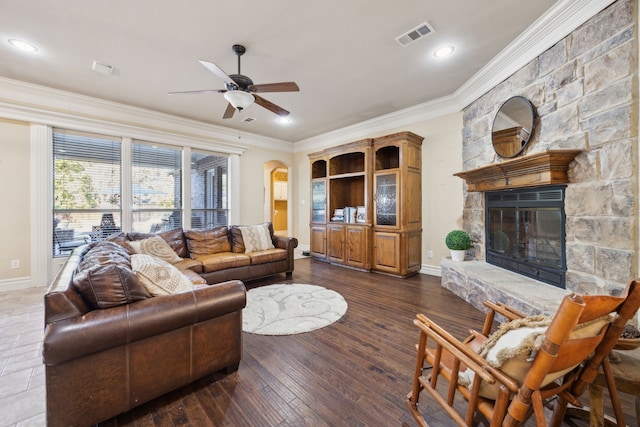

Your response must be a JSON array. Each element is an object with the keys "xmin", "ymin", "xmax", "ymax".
[
  {"xmin": 395, "ymin": 22, "xmax": 434, "ymax": 47},
  {"xmin": 242, "ymin": 117, "xmax": 256, "ymax": 124}
]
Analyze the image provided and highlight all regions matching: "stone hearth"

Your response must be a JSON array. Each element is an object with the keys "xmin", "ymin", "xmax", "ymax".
[{"xmin": 441, "ymin": 259, "xmax": 568, "ymax": 316}]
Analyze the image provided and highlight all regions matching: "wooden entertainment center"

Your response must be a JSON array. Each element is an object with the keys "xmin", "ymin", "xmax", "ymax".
[{"xmin": 308, "ymin": 131, "xmax": 423, "ymax": 277}]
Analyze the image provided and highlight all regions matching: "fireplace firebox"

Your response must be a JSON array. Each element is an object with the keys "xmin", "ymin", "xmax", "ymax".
[{"xmin": 485, "ymin": 185, "xmax": 566, "ymax": 288}]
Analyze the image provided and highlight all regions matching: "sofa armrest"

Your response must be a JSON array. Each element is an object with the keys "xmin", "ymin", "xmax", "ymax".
[
  {"xmin": 273, "ymin": 235, "xmax": 298, "ymax": 252},
  {"xmin": 43, "ymin": 280, "xmax": 246, "ymax": 366}
]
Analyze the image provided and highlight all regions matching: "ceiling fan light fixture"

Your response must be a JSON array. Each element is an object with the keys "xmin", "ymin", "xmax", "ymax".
[{"xmin": 224, "ymin": 90, "xmax": 254, "ymax": 110}]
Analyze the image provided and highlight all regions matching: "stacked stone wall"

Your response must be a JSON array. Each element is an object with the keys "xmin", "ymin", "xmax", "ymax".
[{"xmin": 461, "ymin": 0, "xmax": 638, "ymax": 295}]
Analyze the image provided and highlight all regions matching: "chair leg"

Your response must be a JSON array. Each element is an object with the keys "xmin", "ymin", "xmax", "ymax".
[
  {"xmin": 548, "ymin": 395, "xmax": 568, "ymax": 427},
  {"xmin": 601, "ymin": 356, "xmax": 626, "ymax": 426}
]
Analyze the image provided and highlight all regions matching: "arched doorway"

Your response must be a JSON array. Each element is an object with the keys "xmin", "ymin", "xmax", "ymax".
[{"xmin": 263, "ymin": 161, "xmax": 289, "ymax": 235}]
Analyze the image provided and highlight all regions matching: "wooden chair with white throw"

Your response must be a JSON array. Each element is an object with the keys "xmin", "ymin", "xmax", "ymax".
[{"xmin": 406, "ymin": 279, "xmax": 640, "ymax": 426}]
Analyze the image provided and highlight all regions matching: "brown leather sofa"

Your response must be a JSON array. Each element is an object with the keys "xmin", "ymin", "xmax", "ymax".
[
  {"xmin": 109, "ymin": 222, "xmax": 298, "ymax": 284},
  {"xmin": 43, "ymin": 223, "xmax": 297, "ymax": 426}
]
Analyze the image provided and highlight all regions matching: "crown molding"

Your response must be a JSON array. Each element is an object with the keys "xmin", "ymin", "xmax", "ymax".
[
  {"xmin": 295, "ymin": 0, "xmax": 616, "ymax": 152},
  {"xmin": 0, "ymin": 77, "xmax": 294, "ymax": 154}
]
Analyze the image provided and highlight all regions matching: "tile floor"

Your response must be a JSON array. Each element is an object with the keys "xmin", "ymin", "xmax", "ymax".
[{"xmin": 0, "ymin": 286, "xmax": 47, "ymax": 427}]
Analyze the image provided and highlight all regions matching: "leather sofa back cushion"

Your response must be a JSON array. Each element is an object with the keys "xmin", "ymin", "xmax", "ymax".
[
  {"xmin": 185, "ymin": 227, "xmax": 231, "ymax": 257},
  {"xmin": 73, "ymin": 242, "xmax": 151, "ymax": 309}
]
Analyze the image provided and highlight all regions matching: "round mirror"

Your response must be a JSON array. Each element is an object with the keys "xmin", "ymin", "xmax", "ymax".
[{"xmin": 491, "ymin": 96, "xmax": 535, "ymax": 158}]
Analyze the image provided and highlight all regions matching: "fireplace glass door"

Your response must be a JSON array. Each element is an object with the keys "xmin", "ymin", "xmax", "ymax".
[{"xmin": 486, "ymin": 186, "xmax": 566, "ymax": 288}]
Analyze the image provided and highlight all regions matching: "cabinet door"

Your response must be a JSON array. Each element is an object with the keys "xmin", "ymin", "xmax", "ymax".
[
  {"xmin": 274, "ymin": 181, "xmax": 287, "ymax": 200},
  {"xmin": 311, "ymin": 180, "xmax": 326, "ymax": 223},
  {"xmin": 327, "ymin": 225, "xmax": 345, "ymax": 263},
  {"xmin": 346, "ymin": 226, "xmax": 369, "ymax": 269},
  {"xmin": 310, "ymin": 226, "xmax": 327, "ymax": 258},
  {"xmin": 374, "ymin": 172, "xmax": 398, "ymax": 227},
  {"xmin": 373, "ymin": 231, "xmax": 400, "ymax": 274}
]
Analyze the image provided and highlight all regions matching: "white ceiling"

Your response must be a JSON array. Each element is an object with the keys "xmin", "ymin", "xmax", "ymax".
[{"xmin": 0, "ymin": 0, "xmax": 563, "ymax": 142}]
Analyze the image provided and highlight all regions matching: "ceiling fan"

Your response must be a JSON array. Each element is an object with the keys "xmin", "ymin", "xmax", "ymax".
[{"xmin": 169, "ymin": 44, "xmax": 299, "ymax": 119}]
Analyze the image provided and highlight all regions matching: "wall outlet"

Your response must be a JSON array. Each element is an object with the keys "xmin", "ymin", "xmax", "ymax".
[
  {"xmin": 427, "ymin": 250, "xmax": 433, "ymax": 259},
  {"xmin": 10, "ymin": 259, "xmax": 20, "ymax": 269}
]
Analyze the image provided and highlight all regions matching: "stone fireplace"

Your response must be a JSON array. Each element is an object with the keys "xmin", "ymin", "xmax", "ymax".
[{"xmin": 441, "ymin": 0, "xmax": 637, "ymax": 316}]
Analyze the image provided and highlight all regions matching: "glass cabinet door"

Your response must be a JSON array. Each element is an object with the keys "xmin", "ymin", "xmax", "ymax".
[
  {"xmin": 375, "ymin": 173, "xmax": 397, "ymax": 226},
  {"xmin": 311, "ymin": 180, "xmax": 326, "ymax": 223}
]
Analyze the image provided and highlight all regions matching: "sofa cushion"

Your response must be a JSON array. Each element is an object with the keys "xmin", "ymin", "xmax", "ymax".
[
  {"xmin": 173, "ymin": 257, "xmax": 204, "ymax": 274},
  {"xmin": 247, "ymin": 248, "xmax": 287, "ymax": 265},
  {"xmin": 230, "ymin": 223, "xmax": 274, "ymax": 253},
  {"xmin": 105, "ymin": 232, "xmax": 133, "ymax": 254},
  {"xmin": 129, "ymin": 227, "xmax": 188, "ymax": 258},
  {"xmin": 195, "ymin": 252, "xmax": 251, "ymax": 273},
  {"xmin": 73, "ymin": 242, "xmax": 151, "ymax": 309},
  {"xmin": 185, "ymin": 227, "xmax": 231, "ymax": 257},
  {"xmin": 238, "ymin": 223, "xmax": 275, "ymax": 253},
  {"xmin": 127, "ymin": 235, "xmax": 182, "ymax": 264},
  {"xmin": 180, "ymin": 268, "xmax": 207, "ymax": 285},
  {"xmin": 131, "ymin": 254, "xmax": 194, "ymax": 296}
]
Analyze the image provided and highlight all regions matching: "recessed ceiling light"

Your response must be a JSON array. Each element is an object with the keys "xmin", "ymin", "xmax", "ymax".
[
  {"xmin": 278, "ymin": 117, "xmax": 291, "ymax": 124},
  {"xmin": 8, "ymin": 39, "xmax": 38, "ymax": 52},
  {"xmin": 434, "ymin": 45, "xmax": 455, "ymax": 58}
]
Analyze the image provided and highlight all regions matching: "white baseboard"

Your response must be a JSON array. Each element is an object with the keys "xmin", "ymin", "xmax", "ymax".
[
  {"xmin": 420, "ymin": 263, "xmax": 441, "ymax": 277},
  {"xmin": 0, "ymin": 276, "xmax": 33, "ymax": 292}
]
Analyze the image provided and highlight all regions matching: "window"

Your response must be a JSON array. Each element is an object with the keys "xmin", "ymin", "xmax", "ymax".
[
  {"xmin": 191, "ymin": 150, "xmax": 229, "ymax": 229},
  {"xmin": 53, "ymin": 130, "xmax": 121, "ymax": 256},
  {"xmin": 52, "ymin": 129, "xmax": 232, "ymax": 257},
  {"xmin": 131, "ymin": 141, "xmax": 182, "ymax": 233}
]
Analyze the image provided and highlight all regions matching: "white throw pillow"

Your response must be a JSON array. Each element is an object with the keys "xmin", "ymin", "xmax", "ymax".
[
  {"xmin": 131, "ymin": 254, "xmax": 194, "ymax": 296},
  {"xmin": 239, "ymin": 223, "xmax": 275, "ymax": 253},
  {"xmin": 128, "ymin": 236, "xmax": 181, "ymax": 264}
]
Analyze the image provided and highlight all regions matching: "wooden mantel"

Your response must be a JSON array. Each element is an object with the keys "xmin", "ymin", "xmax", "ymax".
[{"xmin": 454, "ymin": 150, "xmax": 582, "ymax": 192}]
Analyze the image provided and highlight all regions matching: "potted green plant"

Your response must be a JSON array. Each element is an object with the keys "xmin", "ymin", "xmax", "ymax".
[{"xmin": 445, "ymin": 230, "xmax": 472, "ymax": 261}]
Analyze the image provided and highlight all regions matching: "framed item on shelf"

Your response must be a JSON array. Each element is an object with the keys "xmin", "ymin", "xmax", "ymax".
[{"xmin": 356, "ymin": 206, "xmax": 366, "ymax": 223}]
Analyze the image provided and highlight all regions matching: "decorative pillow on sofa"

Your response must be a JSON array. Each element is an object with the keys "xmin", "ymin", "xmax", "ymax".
[
  {"xmin": 458, "ymin": 313, "xmax": 611, "ymax": 399},
  {"xmin": 73, "ymin": 242, "xmax": 151, "ymax": 310},
  {"xmin": 128, "ymin": 227, "xmax": 188, "ymax": 258},
  {"xmin": 238, "ymin": 223, "xmax": 275, "ymax": 253},
  {"xmin": 131, "ymin": 254, "xmax": 194, "ymax": 296},
  {"xmin": 184, "ymin": 227, "xmax": 231, "ymax": 258},
  {"xmin": 128, "ymin": 235, "xmax": 182, "ymax": 264}
]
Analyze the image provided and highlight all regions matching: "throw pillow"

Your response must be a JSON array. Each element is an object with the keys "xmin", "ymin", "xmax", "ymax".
[
  {"xmin": 128, "ymin": 236, "xmax": 182, "ymax": 264},
  {"xmin": 73, "ymin": 242, "xmax": 151, "ymax": 309},
  {"xmin": 131, "ymin": 254, "xmax": 194, "ymax": 296},
  {"xmin": 238, "ymin": 223, "xmax": 274, "ymax": 253},
  {"xmin": 458, "ymin": 313, "xmax": 612, "ymax": 399}
]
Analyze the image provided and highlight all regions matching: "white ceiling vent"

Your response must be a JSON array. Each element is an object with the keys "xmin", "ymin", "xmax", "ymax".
[
  {"xmin": 395, "ymin": 22, "xmax": 434, "ymax": 47},
  {"xmin": 242, "ymin": 117, "xmax": 256, "ymax": 124}
]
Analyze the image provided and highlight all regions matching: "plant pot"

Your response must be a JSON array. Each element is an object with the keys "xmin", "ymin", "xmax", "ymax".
[{"xmin": 450, "ymin": 249, "xmax": 466, "ymax": 262}]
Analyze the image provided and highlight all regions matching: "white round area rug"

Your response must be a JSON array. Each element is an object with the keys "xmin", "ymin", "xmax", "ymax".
[{"xmin": 242, "ymin": 283, "xmax": 348, "ymax": 335}]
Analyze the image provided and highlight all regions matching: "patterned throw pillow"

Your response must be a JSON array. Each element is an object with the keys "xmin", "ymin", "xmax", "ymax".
[
  {"xmin": 128, "ymin": 236, "xmax": 182, "ymax": 264},
  {"xmin": 131, "ymin": 254, "xmax": 194, "ymax": 296},
  {"xmin": 238, "ymin": 223, "xmax": 274, "ymax": 253}
]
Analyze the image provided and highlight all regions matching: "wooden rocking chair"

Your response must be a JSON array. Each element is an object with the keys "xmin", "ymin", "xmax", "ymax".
[{"xmin": 406, "ymin": 279, "xmax": 640, "ymax": 426}]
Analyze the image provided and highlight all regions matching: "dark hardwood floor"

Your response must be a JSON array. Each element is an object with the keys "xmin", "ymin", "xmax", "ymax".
[{"xmin": 98, "ymin": 258, "xmax": 637, "ymax": 427}]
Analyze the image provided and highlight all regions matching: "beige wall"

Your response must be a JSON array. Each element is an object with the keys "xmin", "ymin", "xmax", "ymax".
[
  {"xmin": 237, "ymin": 145, "xmax": 294, "ymax": 226},
  {"xmin": 292, "ymin": 111, "xmax": 464, "ymax": 272},
  {"xmin": 0, "ymin": 119, "xmax": 30, "ymax": 281}
]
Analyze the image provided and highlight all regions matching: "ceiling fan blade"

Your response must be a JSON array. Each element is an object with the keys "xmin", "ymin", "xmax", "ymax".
[
  {"xmin": 253, "ymin": 94, "xmax": 290, "ymax": 117},
  {"xmin": 198, "ymin": 60, "xmax": 237, "ymax": 88},
  {"xmin": 167, "ymin": 89, "xmax": 226, "ymax": 95},
  {"xmin": 223, "ymin": 103, "xmax": 235, "ymax": 119},
  {"xmin": 249, "ymin": 82, "xmax": 300, "ymax": 93}
]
